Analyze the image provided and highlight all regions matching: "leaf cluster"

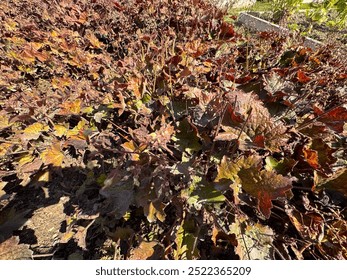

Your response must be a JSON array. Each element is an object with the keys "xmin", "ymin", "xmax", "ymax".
[{"xmin": 0, "ymin": 0, "xmax": 346, "ymax": 260}]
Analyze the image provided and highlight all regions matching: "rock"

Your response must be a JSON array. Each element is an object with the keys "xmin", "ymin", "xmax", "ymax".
[{"xmin": 209, "ymin": 0, "xmax": 256, "ymax": 10}]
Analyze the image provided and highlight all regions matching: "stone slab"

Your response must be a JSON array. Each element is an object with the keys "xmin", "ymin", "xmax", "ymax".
[{"xmin": 237, "ymin": 12, "xmax": 323, "ymax": 50}]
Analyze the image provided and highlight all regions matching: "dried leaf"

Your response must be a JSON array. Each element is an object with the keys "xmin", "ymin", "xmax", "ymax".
[
  {"xmin": 145, "ymin": 201, "xmax": 166, "ymax": 223},
  {"xmin": 285, "ymin": 207, "xmax": 324, "ymax": 243},
  {"xmin": 314, "ymin": 168, "xmax": 347, "ymax": 196},
  {"xmin": 22, "ymin": 122, "xmax": 49, "ymax": 140},
  {"xmin": 229, "ymin": 215, "xmax": 274, "ymax": 260},
  {"xmin": 130, "ymin": 241, "xmax": 164, "ymax": 260},
  {"xmin": 297, "ymin": 69, "xmax": 311, "ymax": 83},
  {"xmin": 317, "ymin": 106, "xmax": 347, "ymax": 133},
  {"xmin": 40, "ymin": 142, "xmax": 64, "ymax": 167},
  {"xmin": 85, "ymin": 30, "xmax": 103, "ymax": 49},
  {"xmin": 58, "ymin": 99, "xmax": 82, "ymax": 115},
  {"xmin": 53, "ymin": 124, "xmax": 68, "ymax": 137},
  {"xmin": 303, "ymin": 147, "xmax": 320, "ymax": 169}
]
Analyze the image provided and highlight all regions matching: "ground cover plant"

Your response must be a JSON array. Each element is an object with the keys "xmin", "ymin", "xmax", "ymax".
[
  {"xmin": 243, "ymin": 0, "xmax": 347, "ymax": 46},
  {"xmin": 0, "ymin": 0, "xmax": 346, "ymax": 260}
]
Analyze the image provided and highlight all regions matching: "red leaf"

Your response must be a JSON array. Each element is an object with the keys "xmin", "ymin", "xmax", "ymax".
[
  {"xmin": 297, "ymin": 69, "xmax": 311, "ymax": 83},
  {"xmin": 318, "ymin": 106, "xmax": 347, "ymax": 133},
  {"xmin": 220, "ymin": 22, "xmax": 235, "ymax": 38}
]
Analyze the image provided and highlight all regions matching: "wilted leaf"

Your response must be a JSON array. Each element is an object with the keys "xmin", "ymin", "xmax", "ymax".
[
  {"xmin": 85, "ymin": 30, "xmax": 103, "ymax": 49},
  {"xmin": 40, "ymin": 142, "xmax": 64, "ymax": 167},
  {"xmin": 316, "ymin": 106, "xmax": 347, "ymax": 133},
  {"xmin": 121, "ymin": 140, "xmax": 145, "ymax": 161},
  {"xmin": 0, "ymin": 115, "xmax": 13, "ymax": 130},
  {"xmin": 229, "ymin": 215, "xmax": 274, "ymax": 260},
  {"xmin": 127, "ymin": 77, "xmax": 142, "ymax": 99},
  {"xmin": 53, "ymin": 124, "xmax": 68, "ymax": 137},
  {"xmin": 303, "ymin": 147, "xmax": 320, "ymax": 169},
  {"xmin": 0, "ymin": 236, "xmax": 33, "ymax": 260},
  {"xmin": 58, "ymin": 99, "xmax": 82, "ymax": 115},
  {"xmin": 297, "ymin": 69, "xmax": 311, "ymax": 83},
  {"xmin": 285, "ymin": 207, "xmax": 324, "ymax": 244},
  {"xmin": 319, "ymin": 220, "xmax": 347, "ymax": 259},
  {"xmin": 130, "ymin": 241, "xmax": 164, "ymax": 260},
  {"xmin": 265, "ymin": 156, "xmax": 296, "ymax": 173}
]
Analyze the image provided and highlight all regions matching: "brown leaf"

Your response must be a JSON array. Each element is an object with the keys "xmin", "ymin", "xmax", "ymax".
[
  {"xmin": 285, "ymin": 207, "xmax": 324, "ymax": 244},
  {"xmin": 129, "ymin": 241, "xmax": 164, "ymax": 260},
  {"xmin": 314, "ymin": 168, "xmax": 347, "ymax": 196},
  {"xmin": 223, "ymin": 90, "xmax": 288, "ymax": 152},
  {"xmin": 58, "ymin": 99, "xmax": 82, "ymax": 115},
  {"xmin": 297, "ymin": 69, "xmax": 311, "ymax": 83},
  {"xmin": 317, "ymin": 106, "xmax": 347, "ymax": 133}
]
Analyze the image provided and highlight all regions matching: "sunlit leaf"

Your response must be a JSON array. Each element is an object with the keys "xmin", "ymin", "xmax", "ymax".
[
  {"xmin": 229, "ymin": 215, "xmax": 274, "ymax": 260},
  {"xmin": 317, "ymin": 106, "xmax": 347, "ymax": 133},
  {"xmin": 216, "ymin": 156, "xmax": 292, "ymax": 218},
  {"xmin": 174, "ymin": 217, "xmax": 200, "ymax": 260},
  {"xmin": 285, "ymin": 207, "xmax": 324, "ymax": 243},
  {"xmin": 303, "ymin": 147, "xmax": 320, "ymax": 169},
  {"xmin": 130, "ymin": 241, "xmax": 164, "ymax": 260},
  {"xmin": 145, "ymin": 201, "xmax": 166, "ymax": 223},
  {"xmin": 22, "ymin": 122, "xmax": 49, "ymax": 140},
  {"xmin": 40, "ymin": 142, "xmax": 64, "ymax": 167},
  {"xmin": 222, "ymin": 90, "xmax": 288, "ymax": 152},
  {"xmin": 85, "ymin": 31, "xmax": 103, "ymax": 49},
  {"xmin": 0, "ymin": 115, "xmax": 13, "ymax": 130},
  {"xmin": 53, "ymin": 124, "xmax": 68, "ymax": 138},
  {"xmin": 58, "ymin": 99, "xmax": 82, "ymax": 115},
  {"xmin": 183, "ymin": 175, "xmax": 226, "ymax": 211}
]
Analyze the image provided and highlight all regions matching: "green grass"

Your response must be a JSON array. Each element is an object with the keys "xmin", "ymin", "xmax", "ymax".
[{"xmin": 227, "ymin": 0, "xmax": 315, "ymax": 16}]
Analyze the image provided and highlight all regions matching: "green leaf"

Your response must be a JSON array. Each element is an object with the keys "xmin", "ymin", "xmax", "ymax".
[
  {"xmin": 183, "ymin": 176, "xmax": 226, "ymax": 210},
  {"xmin": 174, "ymin": 217, "xmax": 200, "ymax": 260},
  {"xmin": 216, "ymin": 156, "xmax": 293, "ymax": 218}
]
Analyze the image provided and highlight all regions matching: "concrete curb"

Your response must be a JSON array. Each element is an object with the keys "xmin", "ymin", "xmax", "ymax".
[{"xmin": 237, "ymin": 12, "xmax": 323, "ymax": 49}]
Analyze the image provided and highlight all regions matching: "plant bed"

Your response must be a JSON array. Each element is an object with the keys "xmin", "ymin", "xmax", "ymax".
[{"xmin": 0, "ymin": 0, "xmax": 346, "ymax": 260}]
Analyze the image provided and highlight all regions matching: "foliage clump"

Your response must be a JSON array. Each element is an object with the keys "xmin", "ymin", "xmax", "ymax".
[{"xmin": 0, "ymin": 0, "xmax": 346, "ymax": 260}]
